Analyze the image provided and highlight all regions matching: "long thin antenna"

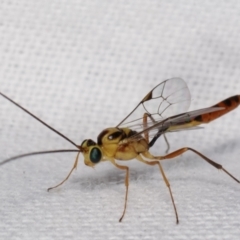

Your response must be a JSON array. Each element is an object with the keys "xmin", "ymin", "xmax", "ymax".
[
  {"xmin": 0, "ymin": 149, "xmax": 81, "ymax": 166},
  {"xmin": 0, "ymin": 92, "xmax": 79, "ymax": 148}
]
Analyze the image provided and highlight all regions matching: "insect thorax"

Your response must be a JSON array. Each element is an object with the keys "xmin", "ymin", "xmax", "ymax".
[
  {"xmin": 97, "ymin": 127, "xmax": 148, "ymax": 160},
  {"xmin": 97, "ymin": 127, "xmax": 136, "ymax": 146}
]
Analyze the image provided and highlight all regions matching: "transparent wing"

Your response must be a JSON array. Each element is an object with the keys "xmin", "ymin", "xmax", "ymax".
[
  {"xmin": 116, "ymin": 78, "xmax": 191, "ymax": 129},
  {"xmin": 127, "ymin": 106, "xmax": 224, "ymax": 144}
]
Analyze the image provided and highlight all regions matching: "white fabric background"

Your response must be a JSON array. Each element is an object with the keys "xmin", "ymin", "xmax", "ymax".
[{"xmin": 0, "ymin": 1, "xmax": 240, "ymax": 239}]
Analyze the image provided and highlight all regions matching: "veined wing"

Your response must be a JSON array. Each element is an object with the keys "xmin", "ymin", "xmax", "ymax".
[
  {"xmin": 116, "ymin": 78, "xmax": 191, "ymax": 128},
  {"xmin": 132, "ymin": 94, "xmax": 240, "ymax": 139},
  {"xmin": 127, "ymin": 106, "xmax": 224, "ymax": 147},
  {"xmin": 143, "ymin": 107, "xmax": 224, "ymax": 133}
]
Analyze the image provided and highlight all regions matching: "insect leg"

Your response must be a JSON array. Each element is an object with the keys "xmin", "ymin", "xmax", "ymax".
[
  {"xmin": 47, "ymin": 151, "xmax": 81, "ymax": 191},
  {"xmin": 111, "ymin": 161, "xmax": 129, "ymax": 222},
  {"xmin": 163, "ymin": 133, "xmax": 170, "ymax": 153},
  {"xmin": 143, "ymin": 113, "xmax": 154, "ymax": 143},
  {"xmin": 144, "ymin": 149, "xmax": 240, "ymax": 183},
  {"xmin": 143, "ymin": 113, "xmax": 170, "ymax": 152},
  {"xmin": 136, "ymin": 154, "xmax": 179, "ymax": 224}
]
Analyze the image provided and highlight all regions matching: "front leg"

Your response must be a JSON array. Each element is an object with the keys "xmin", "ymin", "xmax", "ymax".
[{"xmin": 110, "ymin": 159, "xmax": 129, "ymax": 222}]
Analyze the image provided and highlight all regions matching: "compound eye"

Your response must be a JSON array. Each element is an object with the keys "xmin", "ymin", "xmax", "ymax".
[{"xmin": 89, "ymin": 147, "xmax": 102, "ymax": 163}]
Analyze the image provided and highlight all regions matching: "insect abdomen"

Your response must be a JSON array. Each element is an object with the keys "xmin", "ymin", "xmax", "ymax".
[{"xmin": 195, "ymin": 95, "xmax": 240, "ymax": 123}]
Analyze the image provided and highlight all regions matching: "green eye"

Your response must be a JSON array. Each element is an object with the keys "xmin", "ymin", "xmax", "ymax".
[{"xmin": 90, "ymin": 147, "xmax": 102, "ymax": 163}]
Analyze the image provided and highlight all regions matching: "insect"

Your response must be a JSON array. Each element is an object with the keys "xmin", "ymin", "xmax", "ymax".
[{"xmin": 0, "ymin": 78, "xmax": 239, "ymax": 223}]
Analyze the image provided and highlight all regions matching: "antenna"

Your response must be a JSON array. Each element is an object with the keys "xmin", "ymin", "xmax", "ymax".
[
  {"xmin": 0, "ymin": 92, "xmax": 79, "ymax": 148},
  {"xmin": 0, "ymin": 149, "xmax": 81, "ymax": 166}
]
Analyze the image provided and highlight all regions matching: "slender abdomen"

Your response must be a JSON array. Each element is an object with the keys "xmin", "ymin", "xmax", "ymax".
[{"xmin": 194, "ymin": 95, "xmax": 240, "ymax": 123}]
